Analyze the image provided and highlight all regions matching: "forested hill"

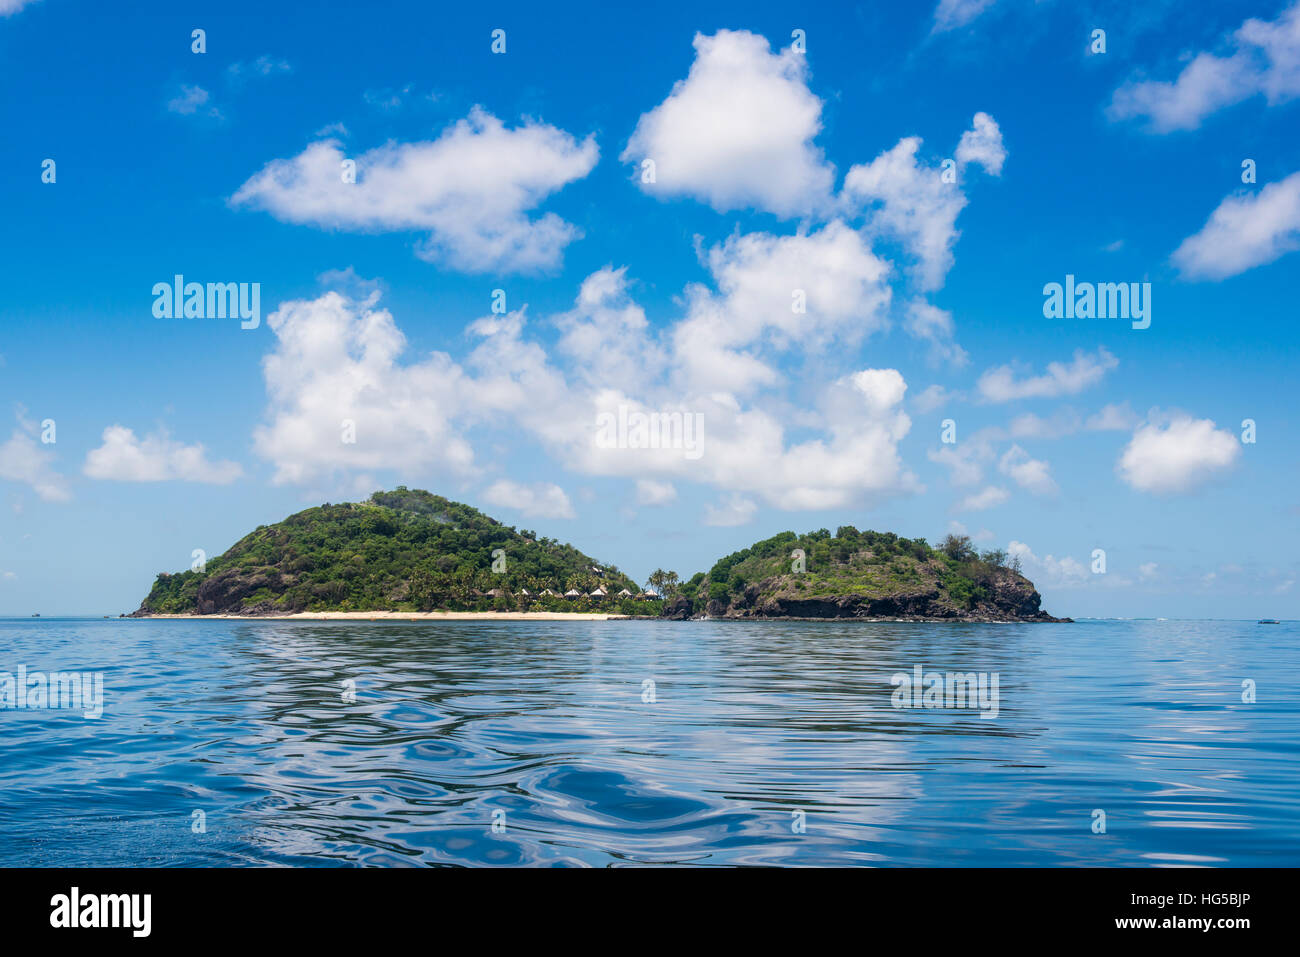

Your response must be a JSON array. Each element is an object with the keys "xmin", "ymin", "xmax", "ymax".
[
  {"xmin": 131, "ymin": 488, "xmax": 650, "ymax": 616},
  {"xmin": 668, "ymin": 527, "xmax": 1066, "ymax": 621}
]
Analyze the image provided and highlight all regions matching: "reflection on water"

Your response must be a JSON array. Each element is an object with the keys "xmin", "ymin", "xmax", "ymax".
[{"xmin": 0, "ymin": 617, "xmax": 1296, "ymax": 866}]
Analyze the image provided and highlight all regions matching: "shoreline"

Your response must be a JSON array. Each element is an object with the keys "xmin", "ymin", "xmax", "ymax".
[
  {"xmin": 135, "ymin": 611, "xmax": 620, "ymax": 621},
  {"xmin": 129, "ymin": 611, "xmax": 1069, "ymax": 623}
]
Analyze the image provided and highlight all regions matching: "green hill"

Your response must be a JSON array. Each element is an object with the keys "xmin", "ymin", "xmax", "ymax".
[
  {"xmin": 668, "ymin": 527, "xmax": 1066, "ymax": 621},
  {"xmin": 131, "ymin": 488, "xmax": 655, "ymax": 616}
]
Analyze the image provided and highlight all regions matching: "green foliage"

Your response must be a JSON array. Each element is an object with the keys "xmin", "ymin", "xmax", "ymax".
[
  {"xmin": 686, "ymin": 524, "xmax": 1020, "ymax": 612},
  {"xmin": 939, "ymin": 533, "xmax": 976, "ymax": 562},
  {"xmin": 138, "ymin": 488, "xmax": 644, "ymax": 615}
]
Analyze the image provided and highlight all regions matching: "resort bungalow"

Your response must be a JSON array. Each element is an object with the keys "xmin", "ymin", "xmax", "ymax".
[
  {"xmin": 617, "ymin": 588, "xmax": 633, "ymax": 598},
  {"xmin": 486, "ymin": 588, "xmax": 507, "ymax": 599},
  {"xmin": 564, "ymin": 589, "xmax": 582, "ymax": 598},
  {"xmin": 589, "ymin": 587, "xmax": 607, "ymax": 598},
  {"xmin": 541, "ymin": 588, "xmax": 556, "ymax": 596},
  {"xmin": 520, "ymin": 588, "xmax": 531, "ymax": 597},
  {"xmin": 639, "ymin": 591, "xmax": 659, "ymax": 600}
]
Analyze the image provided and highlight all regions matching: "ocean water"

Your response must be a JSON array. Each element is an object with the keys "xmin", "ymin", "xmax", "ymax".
[{"xmin": 0, "ymin": 617, "xmax": 1296, "ymax": 867}]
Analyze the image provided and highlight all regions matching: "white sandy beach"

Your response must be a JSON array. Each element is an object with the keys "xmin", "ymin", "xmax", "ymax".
[{"xmin": 138, "ymin": 610, "xmax": 620, "ymax": 621}]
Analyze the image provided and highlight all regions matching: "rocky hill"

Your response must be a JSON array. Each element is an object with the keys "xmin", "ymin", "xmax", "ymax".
[{"xmin": 664, "ymin": 528, "xmax": 1068, "ymax": 622}]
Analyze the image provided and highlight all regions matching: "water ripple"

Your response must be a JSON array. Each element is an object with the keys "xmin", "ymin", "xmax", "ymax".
[{"xmin": 1, "ymin": 617, "xmax": 1297, "ymax": 866}]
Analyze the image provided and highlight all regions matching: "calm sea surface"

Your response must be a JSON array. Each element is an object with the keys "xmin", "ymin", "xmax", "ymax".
[{"xmin": 1, "ymin": 617, "xmax": 1297, "ymax": 867}]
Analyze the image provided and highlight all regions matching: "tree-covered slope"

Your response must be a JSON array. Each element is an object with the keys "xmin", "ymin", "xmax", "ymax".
[
  {"xmin": 132, "ymin": 488, "xmax": 653, "ymax": 616},
  {"xmin": 668, "ymin": 528, "xmax": 1066, "ymax": 621}
]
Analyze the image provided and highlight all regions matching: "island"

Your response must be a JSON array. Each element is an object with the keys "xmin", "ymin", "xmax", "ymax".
[
  {"xmin": 662, "ymin": 527, "xmax": 1068, "ymax": 621},
  {"xmin": 128, "ymin": 488, "xmax": 1067, "ymax": 622}
]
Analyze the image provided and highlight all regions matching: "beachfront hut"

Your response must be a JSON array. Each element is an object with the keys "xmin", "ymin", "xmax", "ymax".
[
  {"xmin": 520, "ymin": 588, "xmax": 531, "ymax": 597},
  {"xmin": 617, "ymin": 588, "xmax": 633, "ymax": 597},
  {"xmin": 541, "ymin": 588, "xmax": 556, "ymax": 596},
  {"xmin": 564, "ymin": 588, "xmax": 581, "ymax": 598},
  {"xmin": 486, "ymin": 588, "xmax": 507, "ymax": 598},
  {"xmin": 639, "ymin": 591, "xmax": 659, "ymax": 599},
  {"xmin": 589, "ymin": 587, "xmax": 607, "ymax": 598}
]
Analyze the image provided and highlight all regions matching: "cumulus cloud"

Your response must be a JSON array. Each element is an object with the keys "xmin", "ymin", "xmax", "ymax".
[
  {"xmin": 250, "ymin": 258, "xmax": 919, "ymax": 515},
  {"xmin": 1171, "ymin": 170, "xmax": 1300, "ymax": 279},
  {"xmin": 841, "ymin": 113, "xmax": 1005, "ymax": 290},
  {"xmin": 977, "ymin": 347, "xmax": 1118, "ymax": 403},
  {"xmin": 83, "ymin": 427, "xmax": 243, "ymax": 483},
  {"xmin": 0, "ymin": 414, "xmax": 67, "ymax": 502},
  {"xmin": 1117, "ymin": 411, "xmax": 1240, "ymax": 493},
  {"xmin": 953, "ymin": 485, "xmax": 1009, "ymax": 512},
  {"xmin": 622, "ymin": 30, "xmax": 834, "ymax": 217},
  {"xmin": 635, "ymin": 479, "xmax": 677, "ymax": 506},
  {"xmin": 954, "ymin": 111, "xmax": 1006, "ymax": 175},
  {"xmin": 481, "ymin": 479, "xmax": 575, "ymax": 519},
  {"xmin": 671, "ymin": 221, "xmax": 892, "ymax": 395},
  {"xmin": 704, "ymin": 494, "xmax": 759, "ymax": 527},
  {"xmin": 232, "ymin": 108, "xmax": 598, "ymax": 273},
  {"xmin": 998, "ymin": 444, "xmax": 1057, "ymax": 495},
  {"xmin": 1109, "ymin": 2, "xmax": 1300, "ymax": 132},
  {"xmin": 252, "ymin": 290, "xmax": 477, "ymax": 486}
]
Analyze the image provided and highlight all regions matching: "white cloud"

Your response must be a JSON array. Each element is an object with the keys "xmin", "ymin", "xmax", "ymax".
[
  {"xmin": 1, "ymin": 0, "xmax": 42, "ymax": 15},
  {"xmin": 954, "ymin": 111, "xmax": 1006, "ymax": 175},
  {"xmin": 1109, "ymin": 2, "xmax": 1300, "ymax": 132},
  {"xmin": 977, "ymin": 347, "xmax": 1118, "ymax": 402},
  {"xmin": 232, "ymin": 108, "xmax": 598, "ymax": 274},
  {"xmin": 252, "ymin": 252, "xmax": 918, "ymax": 514},
  {"xmin": 930, "ymin": 442, "xmax": 988, "ymax": 487},
  {"xmin": 842, "ymin": 113, "xmax": 1004, "ymax": 291},
  {"xmin": 227, "ymin": 56, "xmax": 291, "ymax": 82},
  {"xmin": 998, "ymin": 444, "xmax": 1057, "ymax": 495},
  {"xmin": 167, "ymin": 84, "xmax": 219, "ymax": 118},
  {"xmin": 905, "ymin": 299, "xmax": 968, "ymax": 366},
  {"xmin": 704, "ymin": 494, "xmax": 758, "ymax": 527},
  {"xmin": 482, "ymin": 480, "xmax": 575, "ymax": 519},
  {"xmin": 1118, "ymin": 411, "xmax": 1240, "ymax": 493},
  {"xmin": 1172, "ymin": 170, "xmax": 1300, "ymax": 280},
  {"xmin": 635, "ymin": 479, "xmax": 677, "ymax": 506},
  {"xmin": 622, "ymin": 30, "xmax": 834, "ymax": 217},
  {"xmin": 932, "ymin": 0, "xmax": 998, "ymax": 33},
  {"xmin": 953, "ymin": 485, "xmax": 1009, "ymax": 512},
  {"xmin": 554, "ymin": 266, "xmax": 663, "ymax": 394},
  {"xmin": 997, "ymin": 402, "xmax": 1135, "ymax": 439},
  {"xmin": 1086, "ymin": 402, "xmax": 1140, "ymax": 432},
  {"xmin": 362, "ymin": 84, "xmax": 437, "ymax": 112},
  {"xmin": 252, "ymin": 290, "xmax": 478, "ymax": 486},
  {"xmin": 83, "ymin": 426, "xmax": 243, "ymax": 484},
  {"xmin": 1008, "ymin": 540, "xmax": 1089, "ymax": 585},
  {"xmin": 913, "ymin": 384, "xmax": 962, "ymax": 413},
  {"xmin": 0, "ymin": 416, "xmax": 67, "ymax": 502},
  {"xmin": 671, "ymin": 221, "xmax": 892, "ymax": 395}
]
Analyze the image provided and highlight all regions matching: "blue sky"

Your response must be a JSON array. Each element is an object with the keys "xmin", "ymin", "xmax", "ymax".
[{"xmin": 1, "ymin": 0, "xmax": 1297, "ymax": 618}]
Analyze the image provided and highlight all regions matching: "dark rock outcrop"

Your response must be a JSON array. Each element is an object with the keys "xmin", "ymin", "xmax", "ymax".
[{"xmin": 704, "ymin": 572, "xmax": 1068, "ymax": 622}]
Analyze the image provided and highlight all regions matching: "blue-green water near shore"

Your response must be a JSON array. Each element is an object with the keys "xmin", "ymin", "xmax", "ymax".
[{"xmin": 1, "ymin": 617, "xmax": 1296, "ymax": 866}]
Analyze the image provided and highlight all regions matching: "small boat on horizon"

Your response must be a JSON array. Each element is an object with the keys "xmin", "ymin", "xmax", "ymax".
[{"xmin": 1258, "ymin": 619, "xmax": 1281, "ymax": 624}]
